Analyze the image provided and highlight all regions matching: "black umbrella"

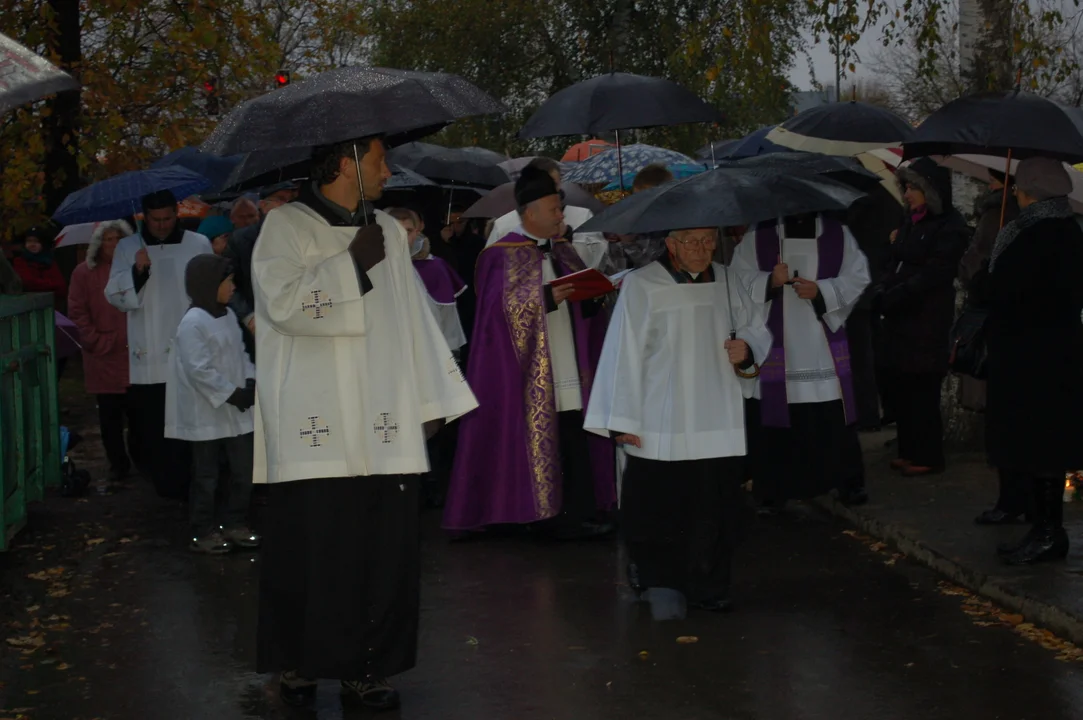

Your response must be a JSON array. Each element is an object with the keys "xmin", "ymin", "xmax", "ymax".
[
  {"xmin": 724, "ymin": 152, "xmax": 883, "ymax": 192},
  {"xmin": 459, "ymin": 146, "xmax": 507, "ymax": 164},
  {"xmin": 576, "ymin": 167, "xmax": 865, "ymax": 236},
  {"xmin": 773, "ymin": 102, "xmax": 913, "ymax": 152},
  {"xmin": 902, "ymin": 91, "xmax": 1083, "ymax": 163},
  {"xmin": 386, "ymin": 142, "xmax": 509, "ymax": 187},
  {"xmin": 696, "ymin": 138, "xmax": 739, "ymax": 163},
  {"xmin": 461, "ymin": 181, "xmax": 605, "ymax": 219},
  {"xmin": 220, "ymin": 147, "xmax": 313, "ymax": 191},
  {"xmin": 200, "ymin": 67, "xmax": 506, "ymax": 156},
  {"xmin": 519, "ymin": 72, "xmax": 722, "ymax": 138}
]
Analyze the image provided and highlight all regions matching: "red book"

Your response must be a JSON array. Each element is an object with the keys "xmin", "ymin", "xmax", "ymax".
[{"xmin": 549, "ymin": 269, "xmax": 632, "ymax": 302}]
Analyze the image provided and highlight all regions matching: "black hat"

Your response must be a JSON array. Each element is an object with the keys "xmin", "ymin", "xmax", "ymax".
[
  {"xmin": 514, "ymin": 166, "xmax": 559, "ymax": 208},
  {"xmin": 141, "ymin": 189, "xmax": 178, "ymax": 213},
  {"xmin": 259, "ymin": 181, "xmax": 298, "ymax": 200}
]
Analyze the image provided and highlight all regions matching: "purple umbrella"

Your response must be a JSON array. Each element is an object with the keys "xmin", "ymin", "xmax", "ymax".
[{"xmin": 54, "ymin": 311, "xmax": 81, "ymax": 359}]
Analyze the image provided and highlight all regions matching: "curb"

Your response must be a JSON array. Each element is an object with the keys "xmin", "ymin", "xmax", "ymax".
[{"xmin": 814, "ymin": 496, "xmax": 1083, "ymax": 647}]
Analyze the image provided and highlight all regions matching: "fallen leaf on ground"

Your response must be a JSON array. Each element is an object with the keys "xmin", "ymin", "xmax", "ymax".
[
  {"xmin": 86, "ymin": 538, "xmax": 105, "ymax": 547},
  {"xmin": 24, "ymin": 606, "xmax": 39, "ymax": 614},
  {"xmin": 883, "ymin": 558, "xmax": 897, "ymax": 566},
  {"xmin": 638, "ymin": 651, "xmax": 650, "ymax": 659},
  {"xmin": 46, "ymin": 586, "xmax": 70, "ymax": 599},
  {"xmin": 999, "ymin": 614, "xmax": 1024, "ymax": 625},
  {"xmin": 905, "ymin": 662, "xmax": 914, "ymax": 668},
  {"xmin": 842, "ymin": 530, "xmax": 858, "ymax": 537},
  {"xmin": 55, "ymin": 663, "xmax": 71, "ymax": 671},
  {"xmin": 26, "ymin": 568, "xmax": 65, "ymax": 581},
  {"xmin": 5, "ymin": 636, "xmax": 45, "ymax": 649},
  {"xmin": 869, "ymin": 542, "xmax": 887, "ymax": 552},
  {"xmin": 676, "ymin": 636, "xmax": 699, "ymax": 644},
  {"xmin": 972, "ymin": 621, "xmax": 999, "ymax": 627},
  {"xmin": 465, "ymin": 636, "xmax": 478, "ymax": 646}
]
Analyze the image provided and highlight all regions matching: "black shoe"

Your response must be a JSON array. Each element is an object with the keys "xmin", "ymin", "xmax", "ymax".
[
  {"xmin": 998, "ymin": 527, "xmax": 1037, "ymax": 556},
  {"xmin": 1002, "ymin": 527, "xmax": 1069, "ymax": 566},
  {"xmin": 341, "ymin": 679, "xmax": 401, "ymax": 712},
  {"xmin": 627, "ymin": 563, "xmax": 645, "ymax": 595},
  {"xmin": 690, "ymin": 597, "xmax": 734, "ymax": 613},
  {"xmin": 839, "ymin": 488, "xmax": 869, "ymax": 507},
  {"xmin": 553, "ymin": 521, "xmax": 615, "ymax": 541},
  {"xmin": 279, "ymin": 671, "xmax": 317, "ymax": 707},
  {"xmin": 975, "ymin": 508, "xmax": 1024, "ymax": 526}
]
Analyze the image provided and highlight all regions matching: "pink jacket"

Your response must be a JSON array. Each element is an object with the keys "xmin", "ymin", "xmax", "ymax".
[{"xmin": 68, "ymin": 258, "xmax": 129, "ymax": 395}]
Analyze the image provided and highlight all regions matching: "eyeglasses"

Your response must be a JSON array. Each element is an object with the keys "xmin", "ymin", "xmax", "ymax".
[{"xmin": 675, "ymin": 236, "xmax": 717, "ymax": 249}]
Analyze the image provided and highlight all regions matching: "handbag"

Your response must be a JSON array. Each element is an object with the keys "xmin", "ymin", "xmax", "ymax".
[{"xmin": 949, "ymin": 305, "xmax": 989, "ymax": 379}]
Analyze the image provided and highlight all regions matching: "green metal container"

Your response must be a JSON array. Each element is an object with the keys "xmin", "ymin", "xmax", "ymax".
[{"xmin": 0, "ymin": 293, "xmax": 60, "ymax": 551}]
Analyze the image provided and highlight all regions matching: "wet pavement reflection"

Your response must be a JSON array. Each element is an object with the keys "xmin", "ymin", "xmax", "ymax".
[{"xmin": 2, "ymin": 489, "xmax": 1082, "ymax": 720}]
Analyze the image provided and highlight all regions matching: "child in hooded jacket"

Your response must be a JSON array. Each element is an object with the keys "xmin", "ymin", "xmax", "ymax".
[{"xmin": 166, "ymin": 253, "xmax": 259, "ymax": 554}]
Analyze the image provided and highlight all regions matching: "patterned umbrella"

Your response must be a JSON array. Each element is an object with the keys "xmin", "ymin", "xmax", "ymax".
[
  {"xmin": 601, "ymin": 162, "xmax": 709, "ymax": 191},
  {"xmin": 0, "ymin": 32, "xmax": 79, "ymax": 114},
  {"xmin": 52, "ymin": 167, "xmax": 212, "ymax": 225},
  {"xmin": 563, "ymin": 145, "xmax": 694, "ymax": 185}
]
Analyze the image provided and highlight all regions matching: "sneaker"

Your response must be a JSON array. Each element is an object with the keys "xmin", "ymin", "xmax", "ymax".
[
  {"xmin": 280, "ymin": 671, "xmax": 317, "ymax": 706},
  {"xmin": 222, "ymin": 526, "xmax": 261, "ymax": 549},
  {"xmin": 189, "ymin": 531, "xmax": 232, "ymax": 555},
  {"xmin": 341, "ymin": 678, "xmax": 401, "ymax": 711}
]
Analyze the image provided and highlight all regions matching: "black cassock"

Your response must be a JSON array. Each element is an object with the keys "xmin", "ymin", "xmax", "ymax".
[
  {"xmin": 257, "ymin": 475, "xmax": 420, "ymax": 680},
  {"xmin": 622, "ymin": 456, "xmax": 746, "ymax": 602}
]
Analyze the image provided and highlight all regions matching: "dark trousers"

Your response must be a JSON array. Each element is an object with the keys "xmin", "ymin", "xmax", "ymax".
[
  {"xmin": 995, "ymin": 469, "xmax": 1029, "ymax": 517},
  {"xmin": 127, "ymin": 383, "xmax": 192, "ymax": 500},
  {"xmin": 96, "ymin": 392, "xmax": 140, "ymax": 475},
  {"xmin": 556, "ymin": 410, "xmax": 597, "ymax": 526},
  {"xmin": 846, "ymin": 309, "xmax": 882, "ymax": 429},
  {"xmin": 894, "ymin": 372, "xmax": 945, "ymax": 468},
  {"xmin": 190, "ymin": 433, "xmax": 254, "ymax": 535}
]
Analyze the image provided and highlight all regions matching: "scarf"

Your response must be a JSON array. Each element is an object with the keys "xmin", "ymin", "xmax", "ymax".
[
  {"xmin": 910, "ymin": 205, "xmax": 928, "ymax": 224},
  {"xmin": 989, "ymin": 196, "xmax": 1074, "ymax": 272},
  {"xmin": 20, "ymin": 248, "xmax": 54, "ymax": 266},
  {"xmin": 299, "ymin": 181, "xmax": 374, "ymax": 227}
]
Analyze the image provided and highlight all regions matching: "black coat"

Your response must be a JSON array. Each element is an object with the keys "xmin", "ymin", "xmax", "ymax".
[
  {"xmin": 224, "ymin": 219, "xmax": 261, "ymax": 359},
  {"xmin": 877, "ymin": 160, "xmax": 969, "ymax": 375},
  {"xmin": 986, "ymin": 215, "xmax": 1083, "ymax": 474}
]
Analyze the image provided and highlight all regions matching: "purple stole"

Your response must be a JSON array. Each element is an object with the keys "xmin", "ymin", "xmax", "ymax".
[{"xmin": 754, "ymin": 218, "xmax": 857, "ymax": 428}]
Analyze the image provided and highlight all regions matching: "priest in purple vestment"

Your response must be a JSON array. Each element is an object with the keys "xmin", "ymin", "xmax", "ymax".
[
  {"xmin": 443, "ymin": 166, "xmax": 616, "ymax": 539},
  {"xmin": 731, "ymin": 213, "xmax": 871, "ymax": 509}
]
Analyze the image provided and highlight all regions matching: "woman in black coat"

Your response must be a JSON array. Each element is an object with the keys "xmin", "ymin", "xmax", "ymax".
[
  {"xmin": 983, "ymin": 157, "xmax": 1083, "ymax": 565},
  {"xmin": 874, "ymin": 157, "xmax": 969, "ymax": 476}
]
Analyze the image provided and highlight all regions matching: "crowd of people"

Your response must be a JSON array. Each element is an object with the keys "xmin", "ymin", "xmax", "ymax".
[{"xmin": 1, "ymin": 134, "xmax": 1081, "ymax": 712}]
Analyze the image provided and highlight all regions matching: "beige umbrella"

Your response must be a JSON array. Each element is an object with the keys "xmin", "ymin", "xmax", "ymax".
[{"xmin": 935, "ymin": 154, "xmax": 1083, "ymax": 214}]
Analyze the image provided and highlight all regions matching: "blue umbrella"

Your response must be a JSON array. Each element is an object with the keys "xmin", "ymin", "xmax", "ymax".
[
  {"xmin": 53, "ymin": 166, "xmax": 212, "ymax": 225},
  {"xmin": 563, "ymin": 144, "xmax": 694, "ymax": 184},
  {"xmin": 384, "ymin": 166, "xmax": 438, "ymax": 189},
  {"xmin": 152, "ymin": 147, "xmax": 243, "ymax": 191},
  {"xmin": 602, "ymin": 162, "xmax": 709, "ymax": 191},
  {"xmin": 719, "ymin": 126, "xmax": 789, "ymax": 160}
]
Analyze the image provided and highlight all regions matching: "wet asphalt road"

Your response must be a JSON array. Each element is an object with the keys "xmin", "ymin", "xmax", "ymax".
[{"xmin": 2, "ymin": 485, "xmax": 1082, "ymax": 720}]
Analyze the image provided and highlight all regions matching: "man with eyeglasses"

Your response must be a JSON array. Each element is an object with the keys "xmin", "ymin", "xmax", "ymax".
[
  {"xmin": 585, "ymin": 226, "xmax": 771, "ymax": 617},
  {"xmin": 731, "ymin": 213, "xmax": 871, "ymax": 511}
]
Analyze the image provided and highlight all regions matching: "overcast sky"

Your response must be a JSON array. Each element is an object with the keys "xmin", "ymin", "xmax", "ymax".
[{"xmin": 790, "ymin": 30, "xmax": 882, "ymax": 90}]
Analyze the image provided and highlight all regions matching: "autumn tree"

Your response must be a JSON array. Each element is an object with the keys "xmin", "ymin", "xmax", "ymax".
[
  {"xmin": 365, "ymin": 0, "xmax": 809, "ymax": 157},
  {"xmin": 0, "ymin": 0, "xmax": 367, "ymax": 239}
]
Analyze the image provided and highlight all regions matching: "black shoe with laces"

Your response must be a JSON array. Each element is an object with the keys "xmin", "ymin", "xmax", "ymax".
[
  {"xmin": 279, "ymin": 671, "xmax": 317, "ymax": 707},
  {"xmin": 341, "ymin": 678, "xmax": 401, "ymax": 712}
]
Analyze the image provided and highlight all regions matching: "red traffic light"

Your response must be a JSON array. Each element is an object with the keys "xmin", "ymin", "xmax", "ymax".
[{"xmin": 275, "ymin": 70, "xmax": 290, "ymax": 87}]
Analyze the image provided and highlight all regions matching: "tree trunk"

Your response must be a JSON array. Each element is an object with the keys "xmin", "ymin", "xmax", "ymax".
[{"xmin": 43, "ymin": 0, "xmax": 81, "ymax": 217}]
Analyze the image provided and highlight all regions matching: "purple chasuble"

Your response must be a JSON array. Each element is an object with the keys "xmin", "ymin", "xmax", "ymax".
[
  {"xmin": 442, "ymin": 234, "xmax": 616, "ymax": 531},
  {"xmin": 753, "ymin": 218, "xmax": 857, "ymax": 428},
  {"xmin": 413, "ymin": 256, "xmax": 465, "ymax": 304}
]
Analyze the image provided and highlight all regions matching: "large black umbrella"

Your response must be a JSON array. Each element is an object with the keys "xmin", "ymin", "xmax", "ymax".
[
  {"xmin": 461, "ymin": 181, "xmax": 605, "ymax": 219},
  {"xmin": 724, "ymin": 152, "xmax": 883, "ymax": 192},
  {"xmin": 386, "ymin": 142, "xmax": 509, "ymax": 187},
  {"xmin": 220, "ymin": 147, "xmax": 313, "ymax": 191},
  {"xmin": 200, "ymin": 67, "xmax": 506, "ymax": 155},
  {"xmin": 576, "ymin": 167, "xmax": 865, "ymax": 236},
  {"xmin": 519, "ymin": 72, "xmax": 721, "ymax": 138},
  {"xmin": 902, "ymin": 91, "xmax": 1083, "ymax": 163},
  {"xmin": 766, "ymin": 102, "xmax": 913, "ymax": 155}
]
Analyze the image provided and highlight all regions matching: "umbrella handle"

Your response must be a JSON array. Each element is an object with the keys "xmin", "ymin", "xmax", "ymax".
[
  {"xmin": 999, "ymin": 149, "xmax": 1013, "ymax": 229},
  {"xmin": 353, "ymin": 143, "xmax": 369, "ymax": 226}
]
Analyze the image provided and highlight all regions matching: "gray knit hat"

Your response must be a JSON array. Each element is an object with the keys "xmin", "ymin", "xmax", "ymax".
[{"xmin": 1015, "ymin": 157, "xmax": 1073, "ymax": 201}]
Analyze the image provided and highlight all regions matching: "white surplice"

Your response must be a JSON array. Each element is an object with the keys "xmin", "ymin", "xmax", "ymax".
[
  {"xmin": 486, "ymin": 205, "xmax": 608, "ymax": 269},
  {"xmin": 412, "ymin": 259, "xmax": 468, "ymax": 351},
  {"xmin": 105, "ymin": 231, "xmax": 213, "ymax": 385},
  {"xmin": 165, "ymin": 307, "xmax": 255, "ymax": 442},
  {"xmin": 519, "ymin": 227, "xmax": 582, "ymax": 412},
  {"xmin": 731, "ymin": 217, "xmax": 870, "ymax": 405},
  {"xmin": 584, "ymin": 261, "xmax": 773, "ymax": 462},
  {"xmin": 251, "ymin": 205, "xmax": 478, "ymax": 485}
]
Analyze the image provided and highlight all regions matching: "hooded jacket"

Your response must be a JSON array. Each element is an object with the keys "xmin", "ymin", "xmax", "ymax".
[
  {"xmin": 877, "ymin": 158, "xmax": 970, "ymax": 374},
  {"xmin": 13, "ymin": 231, "xmax": 67, "ymax": 310},
  {"xmin": 165, "ymin": 253, "xmax": 253, "ymax": 442}
]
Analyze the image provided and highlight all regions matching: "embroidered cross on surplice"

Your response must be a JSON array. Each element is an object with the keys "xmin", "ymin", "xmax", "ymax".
[
  {"xmin": 374, "ymin": 412, "xmax": 399, "ymax": 444},
  {"xmin": 299, "ymin": 416, "xmax": 331, "ymax": 447},
  {"xmin": 302, "ymin": 290, "xmax": 333, "ymax": 319}
]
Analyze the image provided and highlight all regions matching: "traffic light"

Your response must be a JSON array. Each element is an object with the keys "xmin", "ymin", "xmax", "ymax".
[
  {"xmin": 275, "ymin": 70, "xmax": 290, "ymax": 88},
  {"xmin": 204, "ymin": 76, "xmax": 219, "ymax": 116}
]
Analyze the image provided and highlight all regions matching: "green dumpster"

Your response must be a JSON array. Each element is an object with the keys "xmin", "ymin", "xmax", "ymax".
[{"xmin": 0, "ymin": 293, "xmax": 61, "ymax": 550}]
